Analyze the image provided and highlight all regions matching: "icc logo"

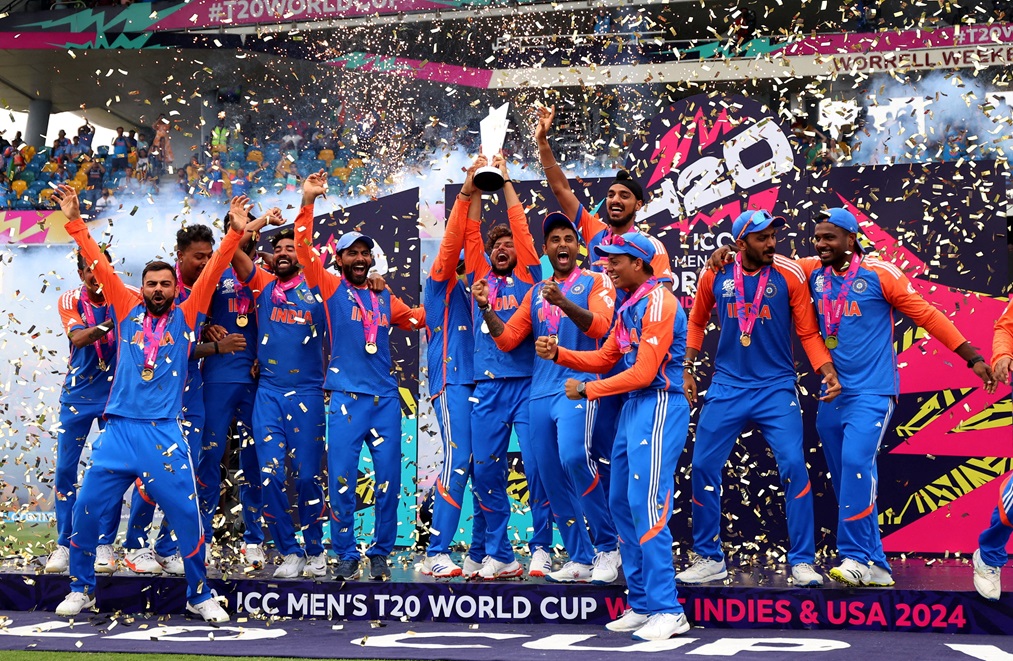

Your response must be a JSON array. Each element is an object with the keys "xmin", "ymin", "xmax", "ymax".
[
  {"xmin": 814, "ymin": 275, "xmax": 825, "ymax": 293},
  {"xmin": 721, "ymin": 279, "xmax": 735, "ymax": 298}
]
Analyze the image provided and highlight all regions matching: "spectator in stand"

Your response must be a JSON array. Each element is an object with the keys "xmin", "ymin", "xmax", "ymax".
[
  {"xmin": 230, "ymin": 168, "xmax": 249, "ymax": 197},
  {"xmin": 53, "ymin": 130, "xmax": 72, "ymax": 161},
  {"xmin": 211, "ymin": 118, "xmax": 230, "ymax": 156},
  {"xmin": 207, "ymin": 157, "xmax": 226, "ymax": 198},
  {"xmin": 186, "ymin": 156, "xmax": 201, "ymax": 184},
  {"xmin": 77, "ymin": 121, "xmax": 94, "ymax": 151},
  {"xmin": 135, "ymin": 148, "xmax": 150, "ymax": 177},
  {"xmin": 280, "ymin": 125, "xmax": 303, "ymax": 151},
  {"xmin": 120, "ymin": 168, "xmax": 142, "ymax": 196},
  {"xmin": 12, "ymin": 131, "xmax": 24, "ymax": 150},
  {"xmin": 96, "ymin": 188, "xmax": 118, "ymax": 216},
  {"xmin": 0, "ymin": 174, "xmax": 11, "ymax": 210},
  {"xmin": 51, "ymin": 161, "xmax": 69, "ymax": 184},
  {"xmin": 126, "ymin": 130, "xmax": 138, "ymax": 151},
  {"xmin": 82, "ymin": 159, "xmax": 105, "ymax": 216},
  {"xmin": 111, "ymin": 128, "xmax": 130, "ymax": 171},
  {"xmin": 68, "ymin": 136, "xmax": 86, "ymax": 161},
  {"xmin": 152, "ymin": 114, "xmax": 173, "ymax": 171}
]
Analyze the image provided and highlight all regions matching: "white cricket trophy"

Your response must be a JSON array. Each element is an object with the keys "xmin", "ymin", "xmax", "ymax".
[{"xmin": 473, "ymin": 102, "xmax": 511, "ymax": 192}]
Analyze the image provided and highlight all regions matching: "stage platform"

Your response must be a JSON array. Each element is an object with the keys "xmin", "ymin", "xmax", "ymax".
[{"xmin": 2, "ymin": 553, "xmax": 1010, "ymax": 636}]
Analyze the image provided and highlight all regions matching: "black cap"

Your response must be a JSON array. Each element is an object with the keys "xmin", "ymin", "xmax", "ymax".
[{"xmin": 611, "ymin": 170, "xmax": 643, "ymax": 201}]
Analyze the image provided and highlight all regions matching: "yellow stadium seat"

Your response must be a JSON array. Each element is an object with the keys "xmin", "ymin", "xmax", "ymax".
[
  {"xmin": 246, "ymin": 150, "xmax": 263, "ymax": 163},
  {"xmin": 332, "ymin": 167, "xmax": 351, "ymax": 182},
  {"xmin": 68, "ymin": 179, "xmax": 85, "ymax": 192},
  {"xmin": 39, "ymin": 188, "xmax": 54, "ymax": 203},
  {"xmin": 11, "ymin": 179, "xmax": 27, "ymax": 196},
  {"xmin": 42, "ymin": 161, "xmax": 58, "ymax": 173},
  {"xmin": 318, "ymin": 149, "xmax": 334, "ymax": 164}
]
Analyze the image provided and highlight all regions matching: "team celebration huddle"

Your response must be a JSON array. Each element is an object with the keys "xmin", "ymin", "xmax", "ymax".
[{"xmin": 45, "ymin": 107, "xmax": 1008, "ymax": 642}]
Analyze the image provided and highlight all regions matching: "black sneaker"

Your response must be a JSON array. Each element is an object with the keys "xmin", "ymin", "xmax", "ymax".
[
  {"xmin": 369, "ymin": 555, "xmax": 390, "ymax": 581},
  {"xmin": 334, "ymin": 558, "xmax": 361, "ymax": 581}
]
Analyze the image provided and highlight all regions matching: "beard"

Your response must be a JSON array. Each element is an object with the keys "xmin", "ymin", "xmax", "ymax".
[
  {"xmin": 607, "ymin": 210, "xmax": 634, "ymax": 228},
  {"xmin": 342, "ymin": 263, "xmax": 369, "ymax": 285},
  {"xmin": 143, "ymin": 294, "xmax": 173, "ymax": 316}
]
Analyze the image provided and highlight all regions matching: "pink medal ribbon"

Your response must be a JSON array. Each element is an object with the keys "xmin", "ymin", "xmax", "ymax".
[
  {"xmin": 486, "ymin": 275, "xmax": 506, "ymax": 310},
  {"xmin": 541, "ymin": 268, "xmax": 582, "ymax": 337},
  {"xmin": 821, "ymin": 256, "xmax": 863, "ymax": 350},
  {"xmin": 234, "ymin": 277, "xmax": 253, "ymax": 316},
  {"xmin": 79, "ymin": 287, "xmax": 114, "ymax": 369},
  {"xmin": 141, "ymin": 312, "xmax": 169, "ymax": 380},
  {"xmin": 614, "ymin": 277, "xmax": 659, "ymax": 353},
  {"xmin": 271, "ymin": 273, "xmax": 305, "ymax": 306},
  {"xmin": 175, "ymin": 263, "xmax": 191, "ymax": 302},
  {"xmin": 350, "ymin": 286, "xmax": 381, "ymax": 355},
  {"xmin": 732, "ymin": 253, "xmax": 771, "ymax": 347}
]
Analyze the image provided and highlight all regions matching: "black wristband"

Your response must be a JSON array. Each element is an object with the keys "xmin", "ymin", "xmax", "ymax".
[
  {"xmin": 967, "ymin": 355, "xmax": 984, "ymax": 369},
  {"xmin": 479, "ymin": 303, "xmax": 491, "ymax": 313},
  {"xmin": 214, "ymin": 341, "xmax": 220, "ymax": 355}
]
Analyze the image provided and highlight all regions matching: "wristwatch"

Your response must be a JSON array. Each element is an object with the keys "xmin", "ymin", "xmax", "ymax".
[
  {"xmin": 576, "ymin": 382, "xmax": 587, "ymax": 398},
  {"xmin": 967, "ymin": 355, "xmax": 985, "ymax": 369}
]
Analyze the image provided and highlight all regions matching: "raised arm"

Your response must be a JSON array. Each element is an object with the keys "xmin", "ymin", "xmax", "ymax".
[
  {"xmin": 53, "ymin": 184, "xmax": 138, "ymax": 321},
  {"xmin": 534, "ymin": 105, "xmax": 581, "ymax": 222},
  {"xmin": 432, "ymin": 157, "xmax": 483, "ymax": 282},
  {"xmin": 294, "ymin": 170, "xmax": 341, "ymax": 299}
]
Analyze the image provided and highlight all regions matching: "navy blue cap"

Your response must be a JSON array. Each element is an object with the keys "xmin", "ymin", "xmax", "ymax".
[
  {"xmin": 732, "ymin": 209, "xmax": 786, "ymax": 241},
  {"xmin": 336, "ymin": 231, "xmax": 375, "ymax": 252},
  {"xmin": 542, "ymin": 211, "xmax": 580, "ymax": 240},
  {"xmin": 816, "ymin": 207, "xmax": 864, "ymax": 253}
]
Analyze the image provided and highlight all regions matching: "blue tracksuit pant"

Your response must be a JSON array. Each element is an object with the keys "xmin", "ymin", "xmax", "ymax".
[
  {"xmin": 692, "ymin": 382, "xmax": 815, "ymax": 566},
  {"xmin": 255, "ymin": 386, "xmax": 326, "ymax": 558},
  {"xmin": 817, "ymin": 393, "xmax": 895, "ymax": 571},
  {"xmin": 68, "ymin": 416, "xmax": 212, "ymax": 606}
]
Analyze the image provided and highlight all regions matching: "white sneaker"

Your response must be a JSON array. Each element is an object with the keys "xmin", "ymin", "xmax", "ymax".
[
  {"xmin": 186, "ymin": 598, "xmax": 230, "ymax": 623},
  {"xmin": 545, "ymin": 561, "xmax": 592, "ymax": 583},
  {"xmin": 675, "ymin": 556, "xmax": 728, "ymax": 584},
  {"xmin": 56, "ymin": 591, "xmax": 95, "ymax": 617},
  {"xmin": 829, "ymin": 558, "xmax": 871, "ymax": 586},
  {"xmin": 973, "ymin": 549, "xmax": 1001, "ymax": 600},
  {"xmin": 274, "ymin": 553, "xmax": 307, "ymax": 579},
  {"xmin": 303, "ymin": 552, "xmax": 328, "ymax": 578},
  {"xmin": 478, "ymin": 558, "xmax": 523, "ymax": 580},
  {"xmin": 791, "ymin": 562, "xmax": 823, "ymax": 587},
  {"xmin": 156, "ymin": 552, "xmax": 185, "ymax": 576},
  {"xmin": 462, "ymin": 555, "xmax": 487, "ymax": 578},
  {"xmin": 421, "ymin": 553, "xmax": 463, "ymax": 578},
  {"xmin": 528, "ymin": 548, "xmax": 552, "ymax": 578},
  {"xmin": 591, "ymin": 549, "xmax": 622, "ymax": 584},
  {"xmin": 242, "ymin": 543, "xmax": 266, "ymax": 569},
  {"xmin": 45, "ymin": 546, "xmax": 69, "ymax": 574},
  {"xmin": 124, "ymin": 548, "xmax": 163, "ymax": 575},
  {"xmin": 605, "ymin": 608, "xmax": 650, "ymax": 632},
  {"xmin": 94, "ymin": 545, "xmax": 117, "ymax": 574},
  {"xmin": 863, "ymin": 564, "xmax": 895, "ymax": 587},
  {"xmin": 632, "ymin": 613, "xmax": 691, "ymax": 641}
]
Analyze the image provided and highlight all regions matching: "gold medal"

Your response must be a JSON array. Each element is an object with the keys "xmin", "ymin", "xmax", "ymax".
[
  {"xmin": 825, "ymin": 335, "xmax": 839, "ymax": 349},
  {"xmin": 365, "ymin": 342, "xmax": 378, "ymax": 355},
  {"xmin": 740, "ymin": 333, "xmax": 751, "ymax": 347},
  {"xmin": 549, "ymin": 334, "xmax": 558, "ymax": 342},
  {"xmin": 98, "ymin": 359, "xmax": 108, "ymax": 372},
  {"xmin": 236, "ymin": 314, "xmax": 249, "ymax": 328},
  {"xmin": 141, "ymin": 367, "xmax": 154, "ymax": 381},
  {"xmin": 481, "ymin": 321, "xmax": 490, "ymax": 334}
]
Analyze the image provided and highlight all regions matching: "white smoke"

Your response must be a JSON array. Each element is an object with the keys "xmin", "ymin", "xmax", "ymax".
[{"xmin": 846, "ymin": 71, "xmax": 1013, "ymax": 166}]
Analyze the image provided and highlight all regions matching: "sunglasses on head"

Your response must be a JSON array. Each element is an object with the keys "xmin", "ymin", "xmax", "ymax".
[
  {"xmin": 736, "ymin": 210, "xmax": 774, "ymax": 241},
  {"xmin": 611, "ymin": 234, "xmax": 650, "ymax": 258}
]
